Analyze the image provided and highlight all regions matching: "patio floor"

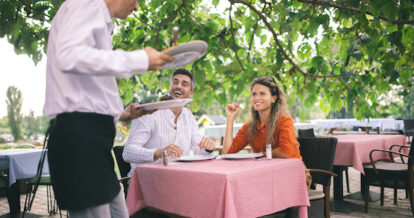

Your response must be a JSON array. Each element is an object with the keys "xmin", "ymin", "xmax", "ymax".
[{"xmin": 0, "ymin": 167, "xmax": 412, "ymax": 217}]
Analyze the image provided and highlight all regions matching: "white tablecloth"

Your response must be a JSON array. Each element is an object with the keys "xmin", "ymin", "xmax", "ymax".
[
  {"xmin": 0, "ymin": 148, "xmax": 49, "ymax": 186},
  {"xmin": 310, "ymin": 118, "xmax": 400, "ymax": 131}
]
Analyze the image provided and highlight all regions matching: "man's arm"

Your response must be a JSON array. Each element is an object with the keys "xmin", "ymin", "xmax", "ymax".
[
  {"xmin": 153, "ymin": 144, "xmax": 183, "ymax": 159},
  {"xmin": 188, "ymin": 112, "xmax": 215, "ymax": 154},
  {"xmin": 54, "ymin": 2, "xmax": 172, "ymax": 78},
  {"xmin": 122, "ymin": 118, "xmax": 158, "ymax": 163}
]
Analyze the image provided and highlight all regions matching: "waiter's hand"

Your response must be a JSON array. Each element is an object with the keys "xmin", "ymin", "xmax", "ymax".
[
  {"xmin": 145, "ymin": 47, "xmax": 174, "ymax": 71},
  {"xmin": 198, "ymin": 137, "xmax": 215, "ymax": 151},
  {"xmin": 119, "ymin": 103, "xmax": 156, "ymax": 122}
]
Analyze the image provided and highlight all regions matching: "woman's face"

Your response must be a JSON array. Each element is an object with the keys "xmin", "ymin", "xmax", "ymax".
[{"xmin": 251, "ymin": 84, "xmax": 277, "ymax": 112}]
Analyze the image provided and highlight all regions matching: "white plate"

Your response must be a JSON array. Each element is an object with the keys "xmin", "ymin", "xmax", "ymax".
[
  {"xmin": 221, "ymin": 153, "xmax": 263, "ymax": 160},
  {"xmin": 136, "ymin": 98, "xmax": 192, "ymax": 110},
  {"xmin": 176, "ymin": 155, "xmax": 216, "ymax": 162},
  {"xmin": 161, "ymin": 40, "xmax": 208, "ymax": 69}
]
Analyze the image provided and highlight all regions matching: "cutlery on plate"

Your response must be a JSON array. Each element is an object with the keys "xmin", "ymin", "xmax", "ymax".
[{"xmin": 170, "ymin": 26, "xmax": 179, "ymax": 46}]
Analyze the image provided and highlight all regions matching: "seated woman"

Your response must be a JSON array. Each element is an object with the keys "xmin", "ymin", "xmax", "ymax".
[{"xmin": 223, "ymin": 77, "xmax": 311, "ymax": 190}]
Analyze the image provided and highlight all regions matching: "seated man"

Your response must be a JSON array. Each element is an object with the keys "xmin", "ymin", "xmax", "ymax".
[{"xmin": 123, "ymin": 68, "xmax": 215, "ymax": 175}]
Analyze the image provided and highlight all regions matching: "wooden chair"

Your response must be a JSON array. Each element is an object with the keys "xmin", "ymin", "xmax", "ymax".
[
  {"xmin": 298, "ymin": 137, "xmax": 338, "ymax": 218},
  {"xmin": 362, "ymin": 139, "xmax": 414, "ymax": 216},
  {"xmin": 113, "ymin": 146, "xmax": 131, "ymax": 197}
]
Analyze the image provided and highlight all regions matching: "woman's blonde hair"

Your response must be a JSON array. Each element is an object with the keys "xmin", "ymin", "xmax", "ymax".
[{"xmin": 247, "ymin": 77, "xmax": 292, "ymax": 145}]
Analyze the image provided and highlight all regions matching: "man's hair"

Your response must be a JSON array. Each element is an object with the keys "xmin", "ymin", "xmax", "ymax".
[{"xmin": 171, "ymin": 68, "xmax": 195, "ymax": 90}]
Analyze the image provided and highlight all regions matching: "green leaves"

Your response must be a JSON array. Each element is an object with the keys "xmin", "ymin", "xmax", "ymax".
[
  {"xmin": 212, "ymin": 0, "xmax": 220, "ymax": 7},
  {"xmin": 382, "ymin": 61, "xmax": 395, "ymax": 74},
  {"xmin": 1, "ymin": 0, "xmax": 413, "ymax": 119},
  {"xmin": 297, "ymin": 43, "xmax": 311, "ymax": 60},
  {"xmin": 340, "ymin": 71, "xmax": 352, "ymax": 82},
  {"xmin": 307, "ymin": 15, "xmax": 329, "ymax": 37}
]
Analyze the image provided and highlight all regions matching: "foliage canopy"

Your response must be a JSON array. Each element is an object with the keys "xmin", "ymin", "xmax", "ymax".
[{"xmin": 1, "ymin": 0, "xmax": 413, "ymax": 119}]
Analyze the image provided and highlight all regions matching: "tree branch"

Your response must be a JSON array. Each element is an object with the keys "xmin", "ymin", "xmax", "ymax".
[
  {"xmin": 247, "ymin": 5, "xmax": 268, "ymax": 60},
  {"xmin": 21, "ymin": 0, "xmax": 51, "ymax": 20},
  {"xmin": 133, "ymin": 14, "xmax": 155, "ymax": 29},
  {"xmin": 154, "ymin": 0, "xmax": 186, "ymax": 49},
  {"xmin": 230, "ymin": 0, "xmax": 341, "ymax": 79},
  {"xmin": 229, "ymin": 4, "xmax": 245, "ymax": 70},
  {"xmin": 298, "ymin": 0, "xmax": 414, "ymax": 25}
]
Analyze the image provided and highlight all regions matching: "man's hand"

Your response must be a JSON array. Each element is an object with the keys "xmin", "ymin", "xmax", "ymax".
[
  {"xmin": 119, "ymin": 103, "xmax": 156, "ymax": 122},
  {"xmin": 154, "ymin": 144, "xmax": 183, "ymax": 160},
  {"xmin": 198, "ymin": 137, "xmax": 215, "ymax": 151},
  {"xmin": 144, "ymin": 47, "xmax": 174, "ymax": 71}
]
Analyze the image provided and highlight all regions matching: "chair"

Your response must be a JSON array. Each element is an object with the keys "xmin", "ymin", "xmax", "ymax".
[
  {"xmin": 22, "ymin": 147, "xmax": 60, "ymax": 217},
  {"xmin": 22, "ymin": 119, "xmax": 59, "ymax": 217},
  {"xmin": 298, "ymin": 128, "xmax": 350, "ymax": 193},
  {"xmin": 362, "ymin": 139, "xmax": 414, "ymax": 216},
  {"xmin": 113, "ymin": 146, "xmax": 131, "ymax": 197},
  {"xmin": 404, "ymin": 119, "xmax": 414, "ymax": 144},
  {"xmin": 0, "ymin": 170, "xmax": 7, "ymax": 194},
  {"xmin": 298, "ymin": 128, "xmax": 316, "ymax": 138},
  {"xmin": 298, "ymin": 137, "xmax": 338, "ymax": 218},
  {"xmin": 23, "ymin": 175, "xmax": 58, "ymax": 216}
]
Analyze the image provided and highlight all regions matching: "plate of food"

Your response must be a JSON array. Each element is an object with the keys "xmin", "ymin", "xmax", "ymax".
[
  {"xmin": 176, "ymin": 154, "xmax": 216, "ymax": 162},
  {"xmin": 221, "ymin": 153, "xmax": 263, "ymax": 160},
  {"xmin": 136, "ymin": 98, "xmax": 192, "ymax": 110},
  {"xmin": 160, "ymin": 40, "xmax": 208, "ymax": 69}
]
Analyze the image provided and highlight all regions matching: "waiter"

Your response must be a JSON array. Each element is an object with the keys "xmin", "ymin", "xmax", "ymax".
[{"xmin": 43, "ymin": 0, "xmax": 173, "ymax": 217}]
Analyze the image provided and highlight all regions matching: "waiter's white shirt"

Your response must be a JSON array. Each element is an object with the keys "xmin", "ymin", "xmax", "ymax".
[
  {"xmin": 123, "ymin": 108, "xmax": 208, "ymax": 175},
  {"xmin": 43, "ymin": 0, "xmax": 148, "ymax": 121}
]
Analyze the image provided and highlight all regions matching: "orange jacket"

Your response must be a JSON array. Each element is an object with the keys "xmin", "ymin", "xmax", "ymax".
[{"xmin": 228, "ymin": 115, "xmax": 302, "ymax": 159}]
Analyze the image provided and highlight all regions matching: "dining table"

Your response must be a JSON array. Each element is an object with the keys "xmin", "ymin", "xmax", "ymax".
[
  {"xmin": 329, "ymin": 134, "xmax": 406, "ymax": 200},
  {"xmin": 0, "ymin": 148, "xmax": 49, "ymax": 216},
  {"xmin": 311, "ymin": 118, "xmax": 402, "ymax": 133},
  {"xmin": 126, "ymin": 157, "xmax": 310, "ymax": 218}
]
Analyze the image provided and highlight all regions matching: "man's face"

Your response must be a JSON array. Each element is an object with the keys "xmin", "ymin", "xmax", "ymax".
[
  {"xmin": 168, "ymin": 74, "xmax": 194, "ymax": 99},
  {"xmin": 114, "ymin": 0, "xmax": 138, "ymax": 19}
]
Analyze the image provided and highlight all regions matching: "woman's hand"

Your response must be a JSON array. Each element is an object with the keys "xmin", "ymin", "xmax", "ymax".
[
  {"xmin": 223, "ymin": 104, "xmax": 239, "ymax": 154},
  {"xmin": 225, "ymin": 103, "xmax": 239, "ymax": 119}
]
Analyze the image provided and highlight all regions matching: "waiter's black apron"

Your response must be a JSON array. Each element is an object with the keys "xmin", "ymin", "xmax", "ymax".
[{"xmin": 47, "ymin": 112, "xmax": 120, "ymax": 210}]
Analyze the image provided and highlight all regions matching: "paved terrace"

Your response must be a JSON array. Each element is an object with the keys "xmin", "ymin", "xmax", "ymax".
[{"xmin": 0, "ymin": 167, "xmax": 412, "ymax": 217}]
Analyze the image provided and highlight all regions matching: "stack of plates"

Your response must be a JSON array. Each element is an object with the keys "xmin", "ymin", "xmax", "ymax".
[{"xmin": 136, "ymin": 98, "xmax": 192, "ymax": 110}]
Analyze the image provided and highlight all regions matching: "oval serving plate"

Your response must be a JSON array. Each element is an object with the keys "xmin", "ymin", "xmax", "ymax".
[
  {"xmin": 176, "ymin": 155, "xmax": 216, "ymax": 162},
  {"xmin": 221, "ymin": 153, "xmax": 263, "ymax": 160},
  {"xmin": 135, "ymin": 98, "xmax": 192, "ymax": 110},
  {"xmin": 160, "ymin": 40, "xmax": 208, "ymax": 69}
]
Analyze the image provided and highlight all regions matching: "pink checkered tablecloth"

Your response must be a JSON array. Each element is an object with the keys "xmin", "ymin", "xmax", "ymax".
[
  {"xmin": 332, "ymin": 134, "xmax": 406, "ymax": 174},
  {"xmin": 126, "ymin": 158, "xmax": 310, "ymax": 218}
]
